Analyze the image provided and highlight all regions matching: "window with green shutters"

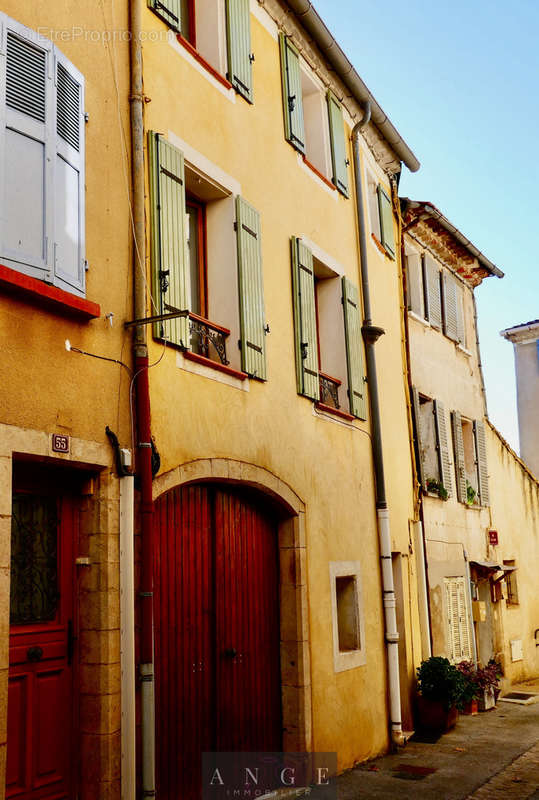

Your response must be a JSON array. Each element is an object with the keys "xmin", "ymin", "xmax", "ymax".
[
  {"xmin": 291, "ymin": 237, "xmax": 367, "ymax": 418},
  {"xmin": 236, "ymin": 197, "xmax": 267, "ymax": 380},
  {"xmin": 279, "ymin": 34, "xmax": 350, "ymax": 196},
  {"xmin": 327, "ymin": 91, "xmax": 349, "ymax": 197},
  {"xmin": 149, "ymin": 132, "xmax": 267, "ymax": 377},
  {"xmin": 147, "ymin": 0, "xmax": 253, "ymax": 101}
]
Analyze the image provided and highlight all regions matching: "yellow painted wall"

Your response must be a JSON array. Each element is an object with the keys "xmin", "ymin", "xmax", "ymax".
[
  {"xmin": 486, "ymin": 424, "xmax": 539, "ymax": 684},
  {"xmin": 141, "ymin": 0, "xmax": 417, "ymax": 769}
]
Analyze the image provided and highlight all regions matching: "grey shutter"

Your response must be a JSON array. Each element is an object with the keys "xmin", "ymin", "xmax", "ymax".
[
  {"xmin": 451, "ymin": 411, "xmax": 467, "ymax": 503},
  {"xmin": 474, "ymin": 420, "xmax": 490, "ymax": 506},
  {"xmin": 327, "ymin": 91, "xmax": 349, "ymax": 197},
  {"xmin": 443, "ymin": 272, "xmax": 458, "ymax": 341},
  {"xmin": 377, "ymin": 185, "xmax": 395, "ymax": 257},
  {"xmin": 411, "ymin": 387, "xmax": 426, "ymax": 489},
  {"xmin": 236, "ymin": 196, "xmax": 267, "ymax": 380},
  {"xmin": 279, "ymin": 34, "xmax": 305, "ymax": 153},
  {"xmin": 456, "ymin": 285, "xmax": 466, "ymax": 345},
  {"xmin": 434, "ymin": 399, "xmax": 452, "ymax": 496},
  {"xmin": 406, "ymin": 253, "xmax": 424, "ymax": 317},
  {"xmin": 342, "ymin": 277, "xmax": 367, "ymax": 419},
  {"xmin": 1, "ymin": 26, "xmax": 53, "ymax": 278},
  {"xmin": 53, "ymin": 51, "xmax": 85, "ymax": 294},
  {"xmin": 226, "ymin": 0, "xmax": 253, "ymax": 102},
  {"xmin": 291, "ymin": 237, "xmax": 319, "ymax": 400},
  {"xmin": 425, "ymin": 256, "xmax": 442, "ymax": 329},
  {"xmin": 148, "ymin": 132, "xmax": 190, "ymax": 348},
  {"xmin": 147, "ymin": 0, "xmax": 181, "ymax": 31}
]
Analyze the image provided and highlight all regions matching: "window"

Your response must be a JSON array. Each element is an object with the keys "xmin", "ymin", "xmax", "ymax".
[
  {"xmin": 451, "ymin": 411, "xmax": 489, "ymax": 506},
  {"xmin": 405, "ymin": 250, "xmax": 425, "ymax": 318},
  {"xmin": 444, "ymin": 576, "xmax": 473, "ymax": 663},
  {"xmin": 407, "ymin": 253, "xmax": 467, "ymax": 346},
  {"xmin": 503, "ymin": 561, "xmax": 518, "ymax": 605},
  {"xmin": 279, "ymin": 34, "xmax": 349, "ymax": 196},
  {"xmin": 148, "ymin": 132, "xmax": 268, "ymax": 379},
  {"xmin": 148, "ymin": 0, "xmax": 253, "ymax": 101},
  {"xmin": 330, "ymin": 562, "xmax": 366, "ymax": 672},
  {"xmin": 0, "ymin": 16, "xmax": 85, "ymax": 297},
  {"xmin": 366, "ymin": 171, "xmax": 394, "ymax": 257},
  {"xmin": 291, "ymin": 237, "xmax": 367, "ymax": 419},
  {"xmin": 411, "ymin": 390, "xmax": 452, "ymax": 498}
]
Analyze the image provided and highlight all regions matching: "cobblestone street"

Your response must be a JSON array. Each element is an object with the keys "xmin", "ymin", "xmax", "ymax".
[{"xmin": 332, "ymin": 688, "xmax": 539, "ymax": 799}]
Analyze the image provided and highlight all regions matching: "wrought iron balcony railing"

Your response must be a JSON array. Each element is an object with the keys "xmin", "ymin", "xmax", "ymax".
[
  {"xmin": 319, "ymin": 372, "xmax": 341, "ymax": 409},
  {"xmin": 189, "ymin": 313, "xmax": 230, "ymax": 366}
]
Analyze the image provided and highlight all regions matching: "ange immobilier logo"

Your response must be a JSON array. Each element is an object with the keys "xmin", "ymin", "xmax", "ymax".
[{"xmin": 202, "ymin": 752, "xmax": 337, "ymax": 799}]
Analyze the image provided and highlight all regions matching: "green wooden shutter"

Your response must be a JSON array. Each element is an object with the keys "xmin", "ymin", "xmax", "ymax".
[
  {"xmin": 425, "ymin": 256, "xmax": 442, "ymax": 329},
  {"xmin": 279, "ymin": 33, "xmax": 305, "ymax": 154},
  {"xmin": 434, "ymin": 399, "xmax": 452, "ymax": 497},
  {"xmin": 443, "ymin": 273, "xmax": 459, "ymax": 341},
  {"xmin": 451, "ymin": 410, "xmax": 467, "ymax": 503},
  {"xmin": 226, "ymin": 0, "xmax": 253, "ymax": 102},
  {"xmin": 411, "ymin": 387, "xmax": 426, "ymax": 489},
  {"xmin": 327, "ymin": 91, "xmax": 349, "ymax": 197},
  {"xmin": 406, "ymin": 253, "xmax": 424, "ymax": 317},
  {"xmin": 147, "ymin": 0, "xmax": 181, "ymax": 31},
  {"xmin": 236, "ymin": 196, "xmax": 267, "ymax": 380},
  {"xmin": 377, "ymin": 185, "xmax": 395, "ymax": 257},
  {"xmin": 474, "ymin": 420, "xmax": 490, "ymax": 506},
  {"xmin": 342, "ymin": 277, "xmax": 367, "ymax": 419},
  {"xmin": 148, "ymin": 131, "xmax": 190, "ymax": 348},
  {"xmin": 291, "ymin": 237, "xmax": 319, "ymax": 400}
]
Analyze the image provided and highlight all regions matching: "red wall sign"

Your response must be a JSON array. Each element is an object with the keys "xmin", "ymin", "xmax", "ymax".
[
  {"xmin": 488, "ymin": 529, "xmax": 499, "ymax": 546},
  {"xmin": 52, "ymin": 434, "xmax": 70, "ymax": 453}
]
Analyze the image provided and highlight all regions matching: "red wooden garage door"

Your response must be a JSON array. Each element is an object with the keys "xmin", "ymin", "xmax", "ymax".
[{"xmin": 154, "ymin": 483, "xmax": 282, "ymax": 800}]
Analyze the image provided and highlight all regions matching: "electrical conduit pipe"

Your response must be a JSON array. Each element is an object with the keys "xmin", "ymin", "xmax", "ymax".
[
  {"xmin": 129, "ymin": 0, "xmax": 156, "ymax": 796},
  {"xmin": 352, "ymin": 104, "xmax": 404, "ymax": 746}
]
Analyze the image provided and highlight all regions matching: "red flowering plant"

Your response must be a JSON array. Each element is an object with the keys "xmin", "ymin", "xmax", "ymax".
[{"xmin": 456, "ymin": 660, "xmax": 482, "ymax": 703}]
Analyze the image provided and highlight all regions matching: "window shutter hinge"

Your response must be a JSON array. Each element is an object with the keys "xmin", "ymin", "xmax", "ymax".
[
  {"xmin": 84, "ymin": 111, "xmax": 89, "ymax": 123},
  {"xmin": 264, "ymin": 323, "xmax": 270, "ymax": 334},
  {"xmin": 84, "ymin": 259, "xmax": 89, "ymax": 272},
  {"xmin": 233, "ymin": 221, "xmax": 238, "ymax": 231},
  {"xmin": 249, "ymin": 53, "xmax": 255, "ymax": 63},
  {"xmin": 238, "ymin": 339, "xmax": 242, "ymax": 350}
]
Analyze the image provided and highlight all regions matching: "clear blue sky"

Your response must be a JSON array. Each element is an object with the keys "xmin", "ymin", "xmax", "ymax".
[{"xmin": 314, "ymin": 0, "xmax": 539, "ymax": 451}]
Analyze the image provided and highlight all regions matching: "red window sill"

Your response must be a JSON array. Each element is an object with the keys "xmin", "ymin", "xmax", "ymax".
[
  {"xmin": 302, "ymin": 156, "xmax": 336, "ymax": 191},
  {"xmin": 0, "ymin": 263, "xmax": 100, "ymax": 320},
  {"xmin": 315, "ymin": 402, "xmax": 355, "ymax": 422},
  {"xmin": 176, "ymin": 35, "xmax": 233, "ymax": 91},
  {"xmin": 183, "ymin": 350, "xmax": 247, "ymax": 381}
]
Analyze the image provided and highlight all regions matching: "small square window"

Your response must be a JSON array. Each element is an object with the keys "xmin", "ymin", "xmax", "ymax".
[
  {"xmin": 503, "ymin": 560, "xmax": 519, "ymax": 605},
  {"xmin": 330, "ymin": 562, "xmax": 366, "ymax": 672}
]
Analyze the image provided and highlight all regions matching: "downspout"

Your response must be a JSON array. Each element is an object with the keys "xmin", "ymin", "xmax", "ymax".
[
  {"xmin": 129, "ymin": 2, "xmax": 156, "ymax": 797},
  {"xmin": 352, "ymin": 106, "xmax": 404, "ymax": 746}
]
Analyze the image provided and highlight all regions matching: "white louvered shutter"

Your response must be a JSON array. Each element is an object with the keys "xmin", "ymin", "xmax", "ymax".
[
  {"xmin": 406, "ymin": 253, "xmax": 424, "ymax": 317},
  {"xmin": 54, "ymin": 51, "xmax": 85, "ymax": 293},
  {"xmin": 456, "ymin": 284, "xmax": 466, "ymax": 345},
  {"xmin": 451, "ymin": 411, "xmax": 467, "ymax": 503},
  {"xmin": 444, "ymin": 576, "xmax": 472, "ymax": 662},
  {"xmin": 474, "ymin": 420, "xmax": 490, "ymax": 507},
  {"xmin": 443, "ymin": 273, "xmax": 459, "ymax": 341},
  {"xmin": 424, "ymin": 256, "xmax": 442, "ymax": 329},
  {"xmin": 434, "ymin": 400, "xmax": 452, "ymax": 497},
  {"xmin": 1, "ymin": 23, "xmax": 53, "ymax": 278}
]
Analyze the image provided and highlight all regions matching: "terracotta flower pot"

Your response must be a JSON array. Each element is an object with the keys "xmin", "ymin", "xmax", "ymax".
[
  {"xmin": 415, "ymin": 695, "xmax": 458, "ymax": 732},
  {"xmin": 462, "ymin": 699, "xmax": 478, "ymax": 715}
]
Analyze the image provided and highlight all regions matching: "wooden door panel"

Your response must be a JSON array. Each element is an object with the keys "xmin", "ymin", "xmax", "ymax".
[
  {"xmin": 34, "ymin": 668, "xmax": 70, "ymax": 788},
  {"xmin": 6, "ymin": 673, "xmax": 29, "ymax": 794}
]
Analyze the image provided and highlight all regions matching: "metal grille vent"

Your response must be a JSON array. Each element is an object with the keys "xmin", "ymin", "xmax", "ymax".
[
  {"xmin": 57, "ymin": 62, "xmax": 80, "ymax": 151},
  {"xmin": 6, "ymin": 31, "xmax": 46, "ymax": 122}
]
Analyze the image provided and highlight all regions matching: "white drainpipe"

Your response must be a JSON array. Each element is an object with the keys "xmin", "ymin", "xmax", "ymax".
[{"xmin": 120, "ymin": 475, "xmax": 136, "ymax": 800}]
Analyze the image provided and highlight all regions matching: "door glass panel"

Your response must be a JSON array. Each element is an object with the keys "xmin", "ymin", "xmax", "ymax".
[{"xmin": 10, "ymin": 494, "xmax": 59, "ymax": 625}]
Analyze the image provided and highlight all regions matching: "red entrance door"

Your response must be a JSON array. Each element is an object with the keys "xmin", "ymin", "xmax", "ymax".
[
  {"xmin": 7, "ymin": 492, "xmax": 76, "ymax": 800},
  {"xmin": 154, "ymin": 484, "xmax": 282, "ymax": 799}
]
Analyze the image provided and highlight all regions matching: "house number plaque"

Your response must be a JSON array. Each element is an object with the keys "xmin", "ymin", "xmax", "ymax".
[{"xmin": 52, "ymin": 433, "xmax": 70, "ymax": 453}]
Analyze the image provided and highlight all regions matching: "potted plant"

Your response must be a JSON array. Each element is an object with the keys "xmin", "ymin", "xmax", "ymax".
[
  {"xmin": 476, "ymin": 661, "xmax": 501, "ymax": 710},
  {"xmin": 415, "ymin": 657, "xmax": 467, "ymax": 732},
  {"xmin": 466, "ymin": 481, "xmax": 478, "ymax": 505},
  {"xmin": 426, "ymin": 478, "xmax": 449, "ymax": 501},
  {"xmin": 456, "ymin": 660, "xmax": 481, "ymax": 714}
]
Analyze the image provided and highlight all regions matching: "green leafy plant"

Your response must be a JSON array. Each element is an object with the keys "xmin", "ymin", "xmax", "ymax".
[
  {"xmin": 426, "ymin": 478, "xmax": 449, "ymax": 501},
  {"xmin": 416, "ymin": 656, "xmax": 468, "ymax": 711},
  {"xmin": 456, "ymin": 660, "xmax": 482, "ymax": 704},
  {"xmin": 466, "ymin": 482, "xmax": 477, "ymax": 505}
]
